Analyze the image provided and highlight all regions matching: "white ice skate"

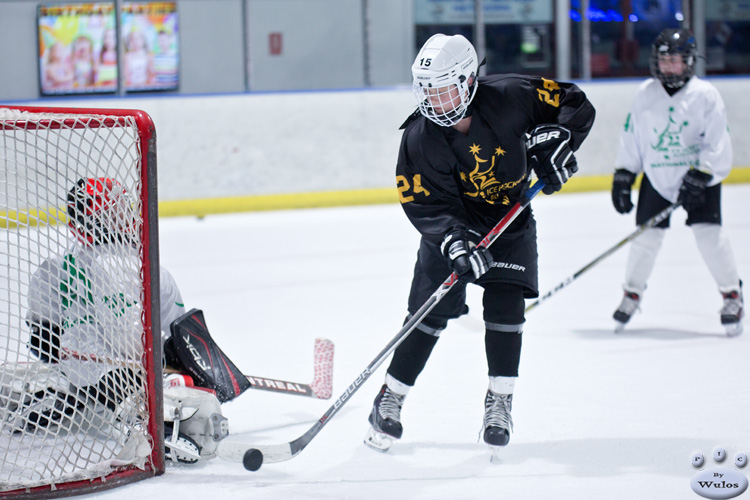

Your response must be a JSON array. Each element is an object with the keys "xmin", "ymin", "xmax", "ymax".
[
  {"xmin": 613, "ymin": 291, "xmax": 640, "ymax": 332},
  {"xmin": 721, "ymin": 288, "xmax": 744, "ymax": 337}
]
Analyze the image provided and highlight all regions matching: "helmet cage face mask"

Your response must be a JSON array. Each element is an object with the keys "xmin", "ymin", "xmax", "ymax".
[
  {"xmin": 67, "ymin": 178, "xmax": 136, "ymax": 246},
  {"xmin": 650, "ymin": 29, "xmax": 696, "ymax": 89},
  {"xmin": 412, "ymin": 34, "xmax": 478, "ymax": 127}
]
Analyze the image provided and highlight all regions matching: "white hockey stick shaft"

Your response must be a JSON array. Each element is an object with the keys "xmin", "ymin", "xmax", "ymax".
[
  {"xmin": 525, "ymin": 202, "xmax": 679, "ymax": 312},
  {"xmin": 217, "ymin": 180, "xmax": 544, "ymax": 469}
]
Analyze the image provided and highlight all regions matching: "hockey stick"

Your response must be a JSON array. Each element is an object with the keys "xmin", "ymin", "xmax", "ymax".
[
  {"xmin": 525, "ymin": 202, "xmax": 680, "ymax": 313},
  {"xmin": 216, "ymin": 180, "xmax": 545, "ymax": 471},
  {"xmin": 244, "ymin": 337, "xmax": 334, "ymax": 399},
  {"xmin": 65, "ymin": 338, "xmax": 335, "ymax": 400}
]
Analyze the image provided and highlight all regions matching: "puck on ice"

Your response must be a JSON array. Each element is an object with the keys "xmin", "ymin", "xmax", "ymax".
[{"xmin": 243, "ymin": 448, "xmax": 263, "ymax": 471}]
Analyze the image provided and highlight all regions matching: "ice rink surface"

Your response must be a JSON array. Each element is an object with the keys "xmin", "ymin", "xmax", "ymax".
[{"xmin": 85, "ymin": 184, "xmax": 749, "ymax": 500}]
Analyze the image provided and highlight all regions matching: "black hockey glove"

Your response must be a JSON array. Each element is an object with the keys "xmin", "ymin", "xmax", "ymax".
[
  {"xmin": 678, "ymin": 169, "xmax": 713, "ymax": 211},
  {"xmin": 27, "ymin": 319, "xmax": 62, "ymax": 363},
  {"xmin": 526, "ymin": 124, "xmax": 578, "ymax": 195},
  {"xmin": 611, "ymin": 169, "xmax": 636, "ymax": 214},
  {"xmin": 441, "ymin": 227, "xmax": 493, "ymax": 282}
]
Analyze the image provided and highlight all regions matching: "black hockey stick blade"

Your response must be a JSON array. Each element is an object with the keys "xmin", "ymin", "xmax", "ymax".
[
  {"xmin": 216, "ymin": 181, "xmax": 544, "ymax": 471},
  {"xmin": 525, "ymin": 202, "xmax": 679, "ymax": 312}
]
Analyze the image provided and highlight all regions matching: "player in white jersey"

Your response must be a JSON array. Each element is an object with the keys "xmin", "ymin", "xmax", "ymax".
[
  {"xmin": 611, "ymin": 28, "xmax": 744, "ymax": 336},
  {"xmin": 27, "ymin": 178, "xmax": 186, "ymax": 381},
  {"xmin": 17, "ymin": 178, "xmax": 242, "ymax": 463}
]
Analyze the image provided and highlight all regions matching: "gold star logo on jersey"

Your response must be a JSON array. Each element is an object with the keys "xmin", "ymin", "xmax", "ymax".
[{"xmin": 463, "ymin": 144, "xmax": 522, "ymax": 205}]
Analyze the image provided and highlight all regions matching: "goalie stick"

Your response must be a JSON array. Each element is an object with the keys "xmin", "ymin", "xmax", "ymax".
[
  {"xmin": 525, "ymin": 202, "xmax": 680, "ymax": 313},
  {"xmin": 64, "ymin": 338, "xmax": 335, "ymax": 400},
  {"xmin": 216, "ymin": 180, "xmax": 545, "ymax": 472},
  {"xmin": 244, "ymin": 337, "xmax": 334, "ymax": 399}
]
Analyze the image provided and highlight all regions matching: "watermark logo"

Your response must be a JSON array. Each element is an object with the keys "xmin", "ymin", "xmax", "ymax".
[{"xmin": 690, "ymin": 447, "xmax": 748, "ymax": 499}]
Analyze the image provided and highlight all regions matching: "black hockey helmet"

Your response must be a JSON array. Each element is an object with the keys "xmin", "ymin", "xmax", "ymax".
[
  {"xmin": 650, "ymin": 28, "xmax": 697, "ymax": 90},
  {"xmin": 67, "ymin": 177, "xmax": 135, "ymax": 246}
]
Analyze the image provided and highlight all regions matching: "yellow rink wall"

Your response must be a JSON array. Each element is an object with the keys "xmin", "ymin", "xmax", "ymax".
[
  {"xmin": 3, "ymin": 169, "xmax": 748, "ymax": 229},
  {"xmin": 157, "ymin": 167, "xmax": 750, "ymax": 218}
]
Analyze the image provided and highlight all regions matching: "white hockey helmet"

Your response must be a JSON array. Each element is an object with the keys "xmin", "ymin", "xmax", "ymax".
[{"xmin": 412, "ymin": 34, "xmax": 479, "ymax": 127}]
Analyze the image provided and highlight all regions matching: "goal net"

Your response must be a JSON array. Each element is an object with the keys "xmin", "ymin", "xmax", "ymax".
[{"xmin": 0, "ymin": 106, "xmax": 163, "ymax": 497}]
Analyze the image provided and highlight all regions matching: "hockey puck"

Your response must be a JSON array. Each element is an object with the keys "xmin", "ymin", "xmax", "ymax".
[{"xmin": 243, "ymin": 448, "xmax": 263, "ymax": 471}]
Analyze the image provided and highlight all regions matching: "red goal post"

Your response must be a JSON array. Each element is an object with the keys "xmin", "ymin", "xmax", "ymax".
[{"xmin": 0, "ymin": 106, "xmax": 164, "ymax": 497}]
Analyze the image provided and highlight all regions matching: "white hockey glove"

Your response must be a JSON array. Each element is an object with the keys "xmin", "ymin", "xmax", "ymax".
[
  {"xmin": 441, "ymin": 227, "xmax": 493, "ymax": 282},
  {"xmin": 526, "ymin": 124, "xmax": 578, "ymax": 195}
]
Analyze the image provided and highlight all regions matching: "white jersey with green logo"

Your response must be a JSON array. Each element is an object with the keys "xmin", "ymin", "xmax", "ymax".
[
  {"xmin": 26, "ymin": 243, "xmax": 185, "ymax": 387},
  {"xmin": 615, "ymin": 76, "xmax": 732, "ymax": 203}
]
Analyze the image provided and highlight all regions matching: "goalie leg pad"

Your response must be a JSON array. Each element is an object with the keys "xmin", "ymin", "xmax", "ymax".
[
  {"xmin": 0, "ymin": 362, "xmax": 74, "ymax": 432},
  {"xmin": 165, "ymin": 309, "xmax": 251, "ymax": 402},
  {"xmin": 163, "ymin": 385, "xmax": 228, "ymax": 460},
  {"xmin": 164, "ymin": 426, "xmax": 202, "ymax": 464}
]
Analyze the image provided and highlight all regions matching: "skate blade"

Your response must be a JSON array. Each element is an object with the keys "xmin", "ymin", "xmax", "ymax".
[
  {"xmin": 724, "ymin": 322, "xmax": 744, "ymax": 337},
  {"xmin": 364, "ymin": 427, "xmax": 393, "ymax": 452},
  {"xmin": 614, "ymin": 321, "xmax": 626, "ymax": 333},
  {"xmin": 488, "ymin": 445, "xmax": 503, "ymax": 464}
]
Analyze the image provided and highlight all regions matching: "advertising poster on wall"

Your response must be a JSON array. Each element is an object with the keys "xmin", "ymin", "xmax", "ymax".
[
  {"xmin": 38, "ymin": 3, "xmax": 118, "ymax": 95},
  {"xmin": 121, "ymin": 2, "xmax": 179, "ymax": 91},
  {"xmin": 37, "ymin": 2, "xmax": 178, "ymax": 96}
]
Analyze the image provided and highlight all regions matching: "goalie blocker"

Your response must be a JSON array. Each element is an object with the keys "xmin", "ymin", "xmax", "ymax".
[{"xmin": 165, "ymin": 308, "xmax": 252, "ymax": 403}]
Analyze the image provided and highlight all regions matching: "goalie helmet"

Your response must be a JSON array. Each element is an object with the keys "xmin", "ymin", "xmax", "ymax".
[
  {"xmin": 412, "ymin": 33, "xmax": 479, "ymax": 127},
  {"xmin": 67, "ymin": 178, "xmax": 136, "ymax": 246},
  {"xmin": 650, "ymin": 28, "xmax": 697, "ymax": 90}
]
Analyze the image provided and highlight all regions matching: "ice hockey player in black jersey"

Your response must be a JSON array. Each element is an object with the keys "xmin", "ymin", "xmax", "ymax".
[{"xmin": 364, "ymin": 34, "xmax": 595, "ymax": 454}]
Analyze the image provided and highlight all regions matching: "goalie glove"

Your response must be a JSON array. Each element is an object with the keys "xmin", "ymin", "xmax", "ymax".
[
  {"xmin": 526, "ymin": 124, "xmax": 578, "ymax": 195},
  {"xmin": 441, "ymin": 227, "xmax": 493, "ymax": 282},
  {"xmin": 27, "ymin": 319, "xmax": 62, "ymax": 363},
  {"xmin": 611, "ymin": 169, "xmax": 636, "ymax": 214},
  {"xmin": 678, "ymin": 168, "xmax": 712, "ymax": 211}
]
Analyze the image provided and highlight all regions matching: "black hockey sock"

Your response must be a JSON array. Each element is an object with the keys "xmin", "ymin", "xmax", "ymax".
[
  {"xmin": 386, "ymin": 321, "xmax": 441, "ymax": 386},
  {"xmin": 485, "ymin": 329, "xmax": 523, "ymax": 377},
  {"xmin": 482, "ymin": 283, "xmax": 524, "ymax": 377}
]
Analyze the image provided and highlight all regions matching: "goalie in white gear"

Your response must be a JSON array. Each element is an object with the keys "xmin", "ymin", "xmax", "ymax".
[
  {"xmin": 611, "ymin": 28, "xmax": 743, "ymax": 336},
  {"xmin": 8, "ymin": 177, "xmax": 233, "ymax": 464}
]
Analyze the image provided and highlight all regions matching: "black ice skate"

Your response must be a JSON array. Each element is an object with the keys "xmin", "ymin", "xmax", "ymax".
[
  {"xmin": 364, "ymin": 384, "xmax": 404, "ymax": 452},
  {"xmin": 721, "ymin": 287, "xmax": 744, "ymax": 337},
  {"xmin": 613, "ymin": 291, "xmax": 641, "ymax": 332},
  {"xmin": 482, "ymin": 390, "xmax": 513, "ymax": 449}
]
